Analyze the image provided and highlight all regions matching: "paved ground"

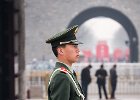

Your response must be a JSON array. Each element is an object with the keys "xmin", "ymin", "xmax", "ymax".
[
  {"xmin": 27, "ymin": 95, "xmax": 140, "ymax": 100},
  {"xmin": 88, "ymin": 94, "xmax": 140, "ymax": 100}
]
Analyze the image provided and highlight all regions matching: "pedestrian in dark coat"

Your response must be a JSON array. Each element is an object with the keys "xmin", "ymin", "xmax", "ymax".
[
  {"xmin": 110, "ymin": 64, "xmax": 118, "ymax": 99},
  {"xmin": 81, "ymin": 64, "xmax": 92, "ymax": 100},
  {"xmin": 46, "ymin": 25, "xmax": 85, "ymax": 100},
  {"xmin": 95, "ymin": 64, "xmax": 108, "ymax": 99}
]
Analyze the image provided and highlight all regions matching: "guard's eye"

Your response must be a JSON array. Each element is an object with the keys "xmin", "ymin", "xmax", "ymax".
[{"xmin": 73, "ymin": 45, "xmax": 78, "ymax": 48}]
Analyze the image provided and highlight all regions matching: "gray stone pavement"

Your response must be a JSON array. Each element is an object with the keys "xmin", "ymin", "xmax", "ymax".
[
  {"xmin": 88, "ymin": 94, "xmax": 140, "ymax": 100},
  {"xmin": 27, "ymin": 95, "xmax": 140, "ymax": 100}
]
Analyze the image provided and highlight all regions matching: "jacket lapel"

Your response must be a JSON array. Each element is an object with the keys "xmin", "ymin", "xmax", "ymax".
[{"xmin": 55, "ymin": 62, "xmax": 84, "ymax": 95}]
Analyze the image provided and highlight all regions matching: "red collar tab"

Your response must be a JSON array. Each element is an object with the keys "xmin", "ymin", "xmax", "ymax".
[{"xmin": 60, "ymin": 67, "xmax": 68, "ymax": 74}]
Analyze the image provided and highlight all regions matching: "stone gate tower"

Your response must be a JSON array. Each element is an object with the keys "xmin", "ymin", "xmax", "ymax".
[{"xmin": 25, "ymin": 0, "xmax": 140, "ymax": 63}]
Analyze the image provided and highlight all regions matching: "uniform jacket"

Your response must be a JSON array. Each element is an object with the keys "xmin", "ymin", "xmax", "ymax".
[{"xmin": 48, "ymin": 62, "xmax": 84, "ymax": 100}]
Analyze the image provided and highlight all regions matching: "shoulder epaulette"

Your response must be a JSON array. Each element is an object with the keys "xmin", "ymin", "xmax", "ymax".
[{"xmin": 60, "ymin": 67, "xmax": 68, "ymax": 74}]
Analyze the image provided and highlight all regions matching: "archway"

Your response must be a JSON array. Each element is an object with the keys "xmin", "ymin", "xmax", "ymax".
[{"xmin": 68, "ymin": 7, "xmax": 138, "ymax": 62}]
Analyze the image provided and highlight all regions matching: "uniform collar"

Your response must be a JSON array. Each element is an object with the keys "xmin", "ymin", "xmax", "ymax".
[{"xmin": 55, "ymin": 61, "xmax": 73, "ymax": 73}]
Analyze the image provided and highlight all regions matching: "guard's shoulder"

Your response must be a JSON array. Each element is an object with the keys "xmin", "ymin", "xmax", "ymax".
[{"xmin": 59, "ymin": 67, "xmax": 68, "ymax": 74}]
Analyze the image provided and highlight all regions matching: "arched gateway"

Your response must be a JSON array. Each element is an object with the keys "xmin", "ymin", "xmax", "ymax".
[{"xmin": 68, "ymin": 7, "xmax": 138, "ymax": 62}]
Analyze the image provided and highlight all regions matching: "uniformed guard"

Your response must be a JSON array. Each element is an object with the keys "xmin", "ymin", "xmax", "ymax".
[{"xmin": 46, "ymin": 25, "xmax": 85, "ymax": 100}]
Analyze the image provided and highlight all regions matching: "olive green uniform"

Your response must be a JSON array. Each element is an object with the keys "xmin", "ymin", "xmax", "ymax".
[
  {"xmin": 46, "ymin": 25, "xmax": 84, "ymax": 100},
  {"xmin": 48, "ymin": 62, "xmax": 85, "ymax": 100}
]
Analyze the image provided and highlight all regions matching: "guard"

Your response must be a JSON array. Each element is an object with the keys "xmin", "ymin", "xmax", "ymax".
[{"xmin": 46, "ymin": 25, "xmax": 85, "ymax": 100}]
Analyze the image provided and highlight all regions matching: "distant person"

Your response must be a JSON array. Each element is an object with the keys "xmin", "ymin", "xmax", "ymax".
[
  {"xmin": 110, "ymin": 64, "xmax": 118, "ymax": 99},
  {"xmin": 81, "ymin": 64, "xmax": 92, "ymax": 100},
  {"xmin": 95, "ymin": 64, "xmax": 108, "ymax": 99}
]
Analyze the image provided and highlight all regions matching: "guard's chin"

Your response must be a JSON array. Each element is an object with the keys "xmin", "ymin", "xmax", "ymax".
[{"xmin": 75, "ymin": 57, "xmax": 79, "ymax": 62}]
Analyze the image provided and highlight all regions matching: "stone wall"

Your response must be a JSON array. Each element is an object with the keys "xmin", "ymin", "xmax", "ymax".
[{"xmin": 25, "ymin": 0, "xmax": 140, "ymax": 63}]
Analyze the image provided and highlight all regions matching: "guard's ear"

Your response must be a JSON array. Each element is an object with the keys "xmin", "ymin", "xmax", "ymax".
[{"xmin": 57, "ymin": 47, "xmax": 64, "ymax": 55}]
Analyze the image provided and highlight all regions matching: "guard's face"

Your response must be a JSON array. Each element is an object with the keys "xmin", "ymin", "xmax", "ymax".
[{"xmin": 60, "ymin": 44, "xmax": 80, "ymax": 63}]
